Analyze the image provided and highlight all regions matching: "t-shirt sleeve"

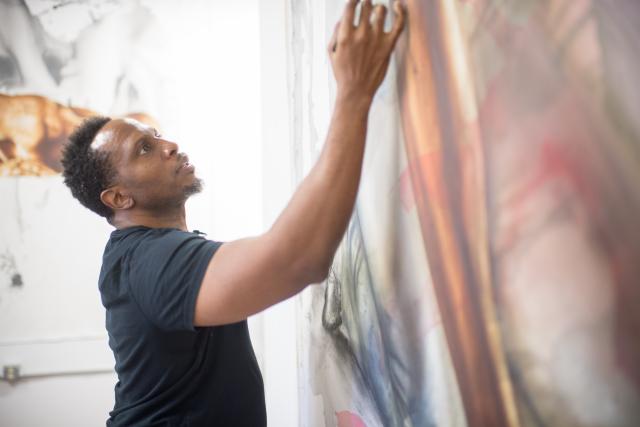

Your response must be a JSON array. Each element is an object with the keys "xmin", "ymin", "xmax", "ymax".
[{"xmin": 127, "ymin": 230, "xmax": 222, "ymax": 331}]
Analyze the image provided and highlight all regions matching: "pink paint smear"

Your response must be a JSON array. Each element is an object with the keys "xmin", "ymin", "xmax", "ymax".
[{"xmin": 336, "ymin": 411, "xmax": 368, "ymax": 427}]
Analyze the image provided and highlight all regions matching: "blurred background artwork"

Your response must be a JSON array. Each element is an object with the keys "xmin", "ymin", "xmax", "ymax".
[
  {"xmin": 289, "ymin": 0, "xmax": 640, "ymax": 426},
  {"xmin": 452, "ymin": 1, "xmax": 640, "ymax": 425},
  {"xmin": 0, "ymin": 1, "xmax": 168, "ymax": 424},
  {"xmin": 0, "ymin": 0, "xmax": 167, "ymax": 350},
  {"xmin": 0, "ymin": 93, "xmax": 156, "ymax": 176},
  {"xmin": 0, "ymin": 0, "xmax": 165, "ymax": 176},
  {"xmin": 0, "ymin": 1, "xmax": 264, "ymax": 426}
]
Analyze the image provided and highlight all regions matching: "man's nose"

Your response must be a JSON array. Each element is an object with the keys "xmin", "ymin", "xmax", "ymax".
[{"xmin": 161, "ymin": 139, "xmax": 179, "ymax": 159}]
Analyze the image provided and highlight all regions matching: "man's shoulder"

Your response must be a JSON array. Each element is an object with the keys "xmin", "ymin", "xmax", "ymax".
[
  {"xmin": 101, "ymin": 227, "xmax": 181, "ymax": 275},
  {"xmin": 120, "ymin": 227, "xmax": 221, "ymax": 265},
  {"xmin": 101, "ymin": 226, "xmax": 219, "ymax": 279}
]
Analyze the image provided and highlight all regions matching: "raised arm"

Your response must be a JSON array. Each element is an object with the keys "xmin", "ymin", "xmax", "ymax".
[{"xmin": 194, "ymin": 0, "xmax": 405, "ymax": 326}]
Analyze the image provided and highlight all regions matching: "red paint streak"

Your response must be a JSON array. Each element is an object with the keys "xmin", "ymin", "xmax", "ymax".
[
  {"xmin": 336, "ymin": 411, "xmax": 368, "ymax": 427},
  {"xmin": 398, "ymin": 150, "xmax": 447, "ymax": 213},
  {"xmin": 497, "ymin": 140, "xmax": 597, "ymax": 253},
  {"xmin": 399, "ymin": 166, "xmax": 416, "ymax": 212},
  {"xmin": 504, "ymin": 141, "xmax": 593, "ymax": 212}
]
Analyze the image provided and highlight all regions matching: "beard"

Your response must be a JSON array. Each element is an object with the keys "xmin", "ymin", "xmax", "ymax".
[{"xmin": 184, "ymin": 176, "xmax": 203, "ymax": 199}]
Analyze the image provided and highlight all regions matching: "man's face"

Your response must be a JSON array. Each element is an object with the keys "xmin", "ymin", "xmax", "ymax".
[{"xmin": 93, "ymin": 118, "xmax": 202, "ymax": 212}]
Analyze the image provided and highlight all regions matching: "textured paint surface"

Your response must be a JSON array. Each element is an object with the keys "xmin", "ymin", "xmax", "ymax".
[
  {"xmin": 291, "ymin": 1, "xmax": 640, "ymax": 426},
  {"xmin": 457, "ymin": 1, "xmax": 640, "ymax": 425},
  {"xmin": 336, "ymin": 411, "xmax": 368, "ymax": 427}
]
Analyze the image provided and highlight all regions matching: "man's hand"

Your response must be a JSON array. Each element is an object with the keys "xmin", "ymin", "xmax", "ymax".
[{"xmin": 328, "ymin": 0, "xmax": 405, "ymax": 103}]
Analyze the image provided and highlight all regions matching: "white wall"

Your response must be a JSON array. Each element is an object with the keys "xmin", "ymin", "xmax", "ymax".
[
  {"xmin": 0, "ymin": 372, "xmax": 118, "ymax": 427},
  {"xmin": 256, "ymin": 1, "xmax": 300, "ymax": 426}
]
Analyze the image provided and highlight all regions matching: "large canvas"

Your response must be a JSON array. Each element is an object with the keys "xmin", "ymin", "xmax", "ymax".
[
  {"xmin": 290, "ymin": 1, "xmax": 640, "ymax": 426},
  {"xmin": 289, "ymin": 2, "xmax": 463, "ymax": 426}
]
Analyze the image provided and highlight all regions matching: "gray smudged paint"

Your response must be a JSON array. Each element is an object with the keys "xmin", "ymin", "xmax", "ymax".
[{"xmin": 0, "ymin": 251, "xmax": 22, "ymax": 288}]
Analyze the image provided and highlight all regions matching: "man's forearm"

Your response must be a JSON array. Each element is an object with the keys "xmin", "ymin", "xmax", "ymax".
[{"xmin": 267, "ymin": 93, "xmax": 372, "ymax": 284}]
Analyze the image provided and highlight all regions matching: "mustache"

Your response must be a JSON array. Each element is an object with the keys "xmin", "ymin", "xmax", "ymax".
[{"xmin": 176, "ymin": 153, "xmax": 190, "ymax": 172}]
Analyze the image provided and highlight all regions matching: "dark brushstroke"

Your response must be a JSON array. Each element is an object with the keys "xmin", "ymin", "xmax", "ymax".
[
  {"xmin": 10, "ymin": 273, "xmax": 23, "ymax": 287},
  {"xmin": 322, "ymin": 212, "xmax": 435, "ymax": 427}
]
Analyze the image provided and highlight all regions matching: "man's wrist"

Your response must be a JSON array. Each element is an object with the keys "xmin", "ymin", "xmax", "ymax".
[{"xmin": 334, "ymin": 89, "xmax": 373, "ymax": 114}]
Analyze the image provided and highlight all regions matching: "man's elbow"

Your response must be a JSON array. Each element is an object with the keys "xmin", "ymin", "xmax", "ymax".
[
  {"xmin": 310, "ymin": 262, "xmax": 331, "ymax": 284},
  {"xmin": 309, "ymin": 254, "xmax": 334, "ymax": 283},
  {"xmin": 294, "ymin": 259, "xmax": 331, "ymax": 286}
]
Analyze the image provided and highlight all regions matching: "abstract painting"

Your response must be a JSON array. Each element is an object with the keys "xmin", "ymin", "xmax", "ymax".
[
  {"xmin": 289, "ymin": 1, "xmax": 640, "ymax": 426},
  {"xmin": 289, "ymin": 1, "xmax": 463, "ymax": 426}
]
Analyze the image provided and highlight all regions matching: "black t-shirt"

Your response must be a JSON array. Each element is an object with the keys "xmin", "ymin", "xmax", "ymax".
[{"xmin": 99, "ymin": 226, "xmax": 266, "ymax": 426}]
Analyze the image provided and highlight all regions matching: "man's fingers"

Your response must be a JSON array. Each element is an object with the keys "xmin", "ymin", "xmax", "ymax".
[
  {"xmin": 339, "ymin": 0, "xmax": 358, "ymax": 35},
  {"xmin": 358, "ymin": 0, "xmax": 373, "ymax": 29},
  {"xmin": 372, "ymin": 4, "xmax": 387, "ymax": 34},
  {"xmin": 388, "ymin": 1, "xmax": 406, "ymax": 47},
  {"xmin": 328, "ymin": 21, "xmax": 340, "ymax": 54}
]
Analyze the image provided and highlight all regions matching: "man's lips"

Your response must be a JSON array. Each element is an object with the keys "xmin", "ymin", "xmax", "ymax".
[{"xmin": 177, "ymin": 155, "xmax": 195, "ymax": 173}]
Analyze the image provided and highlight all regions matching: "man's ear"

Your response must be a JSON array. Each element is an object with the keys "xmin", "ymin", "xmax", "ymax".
[{"xmin": 100, "ymin": 187, "xmax": 134, "ymax": 211}]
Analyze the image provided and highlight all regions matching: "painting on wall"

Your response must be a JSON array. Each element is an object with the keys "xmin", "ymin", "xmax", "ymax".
[
  {"xmin": 0, "ymin": 94, "xmax": 157, "ymax": 176},
  {"xmin": 456, "ymin": 1, "xmax": 640, "ymax": 425},
  {"xmin": 0, "ymin": 0, "xmax": 168, "ymax": 356},
  {"xmin": 0, "ymin": 0, "xmax": 164, "ymax": 177},
  {"xmin": 290, "ymin": 0, "xmax": 640, "ymax": 426},
  {"xmin": 289, "ymin": 1, "xmax": 464, "ymax": 426}
]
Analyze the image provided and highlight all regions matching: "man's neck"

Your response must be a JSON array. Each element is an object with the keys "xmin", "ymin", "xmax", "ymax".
[{"xmin": 111, "ymin": 207, "xmax": 188, "ymax": 232}]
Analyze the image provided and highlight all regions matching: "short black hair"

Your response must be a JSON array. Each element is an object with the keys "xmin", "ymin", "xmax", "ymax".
[{"xmin": 61, "ymin": 116, "xmax": 114, "ymax": 219}]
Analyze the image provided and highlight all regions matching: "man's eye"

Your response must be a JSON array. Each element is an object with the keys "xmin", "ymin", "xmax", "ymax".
[{"xmin": 140, "ymin": 142, "xmax": 151, "ymax": 155}]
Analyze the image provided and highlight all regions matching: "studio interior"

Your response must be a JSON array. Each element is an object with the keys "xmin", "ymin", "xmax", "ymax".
[{"xmin": 1, "ymin": 0, "xmax": 639, "ymax": 426}]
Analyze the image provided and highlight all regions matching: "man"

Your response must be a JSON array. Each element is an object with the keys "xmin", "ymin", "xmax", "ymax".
[{"xmin": 61, "ymin": 1, "xmax": 405, "ymax": 425}]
